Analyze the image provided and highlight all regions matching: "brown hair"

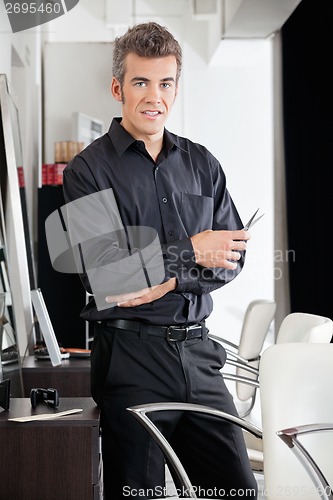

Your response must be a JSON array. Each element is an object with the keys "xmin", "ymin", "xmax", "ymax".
[{"xmin": 113, "ymin": 22, "xmax": 182, "ymax": 86}]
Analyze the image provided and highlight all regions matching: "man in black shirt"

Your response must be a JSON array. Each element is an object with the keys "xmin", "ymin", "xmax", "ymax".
[{"xmin": 63, "ymin": 22, "xmax": 257, "ymax": 499}]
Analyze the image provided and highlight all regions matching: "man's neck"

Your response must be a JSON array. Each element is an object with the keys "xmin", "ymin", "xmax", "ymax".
[
  {"xmin": 120, "ymin": 119, "xmax": 164, "ymax": 162},
  {"xmin": 144, "ymin": 136, "xmax": 164, "ymax": 162}
]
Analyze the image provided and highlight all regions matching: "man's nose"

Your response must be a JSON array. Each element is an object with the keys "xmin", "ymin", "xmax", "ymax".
[{"xmin": 145, "ymin": 85, "xmax": 161, "ymax": 104}]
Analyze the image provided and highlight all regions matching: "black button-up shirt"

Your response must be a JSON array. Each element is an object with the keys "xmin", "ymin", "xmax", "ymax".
[{"xmin": 63, "ymin": 118, "xmax": 245, "ymax": 325}]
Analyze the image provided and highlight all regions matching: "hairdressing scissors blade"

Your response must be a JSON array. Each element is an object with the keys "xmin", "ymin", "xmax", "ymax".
[{"xmin": 242, "ymin": 209, "xmax": 264, "ymax": 230}]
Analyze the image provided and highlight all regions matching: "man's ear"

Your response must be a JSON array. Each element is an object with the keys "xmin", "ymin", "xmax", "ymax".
[{"xmin": 111, "ymin": 77, "xmax": 122, "ymax": 102}]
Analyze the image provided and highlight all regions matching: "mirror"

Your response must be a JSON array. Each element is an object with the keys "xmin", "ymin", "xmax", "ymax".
[
  {"xmin": 0, "ymin": 73, "xmax": 35, "ymax": 397},
  {"xmin": 0, "ymin": 153, "xmax": 23, "ymax": 398},
  {"xmin": 0, "ymin": 290, "xmax": 22, "ymax": 398}
]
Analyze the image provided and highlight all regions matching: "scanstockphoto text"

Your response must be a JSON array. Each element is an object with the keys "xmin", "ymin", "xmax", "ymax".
[
  {"xmin": 123, "ymin": 483, "xmax": 333, "ymax": 498},
  {"xmin": 123, "ymin": 485, "xmax": 257, "ymax": 497},
  {"xmin": 45, "ymin": 191, "xmax": 295, "ymax": 289},
  {"xmin": 166, "ymin": 246, "xmax": 296, "ymax": 281},
  {"xmin": 44, "ymin": 190, "xmax": 297, "ymax": 304}
]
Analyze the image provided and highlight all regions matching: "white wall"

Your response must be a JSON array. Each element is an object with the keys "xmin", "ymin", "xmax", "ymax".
[{"xmin": 43, "ymin": 42, "xmax": 120, "ymax": 163}]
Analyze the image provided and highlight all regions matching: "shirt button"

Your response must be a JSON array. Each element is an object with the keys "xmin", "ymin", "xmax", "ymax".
[
  {"xmin": 168, "ymin": 230, "xmax": 174, "ymax": 236},
  {"xmin": 162, "ymin": 197, "xmax": 168, "ymax": 203},
  {"xmin": 155, "ymin": 166, "xmax": 159, "ymax": 171}
]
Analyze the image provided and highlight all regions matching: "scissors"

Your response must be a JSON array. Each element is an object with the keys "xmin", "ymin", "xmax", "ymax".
[{"xmin": 242, "ymin": 208, "xmax": 264, "ymax": 231}]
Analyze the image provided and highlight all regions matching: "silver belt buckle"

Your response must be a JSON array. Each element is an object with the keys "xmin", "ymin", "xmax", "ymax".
[{"xmin": 166, "ymin": 326, "xmax": 189, "ymax": 342}]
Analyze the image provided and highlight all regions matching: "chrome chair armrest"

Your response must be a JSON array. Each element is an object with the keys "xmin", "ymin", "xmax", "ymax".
[
  {"xmin": 222, "ymin": 372, "xmax": 260, "ymax": 417},
  {"xmin": 208, "ymin": 333, "xmax": 238, "ymax": 351},
  {"xmin": 209, "ymin": 334, "xmax": 260, "ymax": 367},
  {"xmin": 224, "ymin": 349, "xmax": 256, "ymax": 364},
  {"xmin": 224, "ymin": 359, "xmax": 260, "ymax": 376},
  {"xmin": 278, "ymin": 423, "xmax": 333, "ymax": 443},
  {"xmin": 222, "ymin": 372, "xmax": 260, "ymax": 388},
  {"xmin": 127, "ymin": 402, "xmax": 262, "ymax": 499},
  {"xmin": 277, "ymin": 424, "xmax": 333, "ymax": 500}
]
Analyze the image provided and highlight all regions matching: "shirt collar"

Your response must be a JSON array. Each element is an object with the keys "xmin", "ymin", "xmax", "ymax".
[
  {"xmin": 108, "ymin": 117, "xmax": 189, "ymax": 156},
  {"xmin": 164, "ymin": 128, "xmax": 189, "ymax": 154},
  {"xmin": 108, "ymin": 117, "xmax": 136, "ymax": 156}
]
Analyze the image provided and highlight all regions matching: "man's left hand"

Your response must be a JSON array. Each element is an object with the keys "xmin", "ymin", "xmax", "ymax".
[{"xmin": 105, "ymin": 278, "xmax": 177, "ymax": 308}]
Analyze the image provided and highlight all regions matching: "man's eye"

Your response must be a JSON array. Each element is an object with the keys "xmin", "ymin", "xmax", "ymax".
[
  {"xmin": 135, "ymin": 82, "xmax": 146, "ymax": 87},
  {"xmin": 161, "ymin": 83, "xmax": 171, "ymax": 89}
]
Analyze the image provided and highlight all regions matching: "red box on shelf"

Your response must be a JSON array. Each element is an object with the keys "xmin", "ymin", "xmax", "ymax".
[
  {"xmin": 17, "ymin": 166, "xmax": 25, "ymax": 188},
  {"xmin": 54, "ymin": 163, "xmax": 67, "ymax": 185},
  {"xmin": 42, "ymin": 164, "xmax": 55, "ymax": 185}
]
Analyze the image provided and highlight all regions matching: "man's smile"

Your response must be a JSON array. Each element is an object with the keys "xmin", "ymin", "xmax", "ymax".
[{"xmin": 142, "ymin": 110, "xmax": 163, "ymax": 118}]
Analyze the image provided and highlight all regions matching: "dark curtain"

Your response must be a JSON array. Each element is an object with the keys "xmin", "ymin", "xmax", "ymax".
[{"xmin": 282, "ymin": 0, "xmax": 333, "ymax": 320}]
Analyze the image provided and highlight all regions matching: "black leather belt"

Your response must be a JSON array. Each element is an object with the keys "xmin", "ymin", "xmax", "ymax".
[{"xmin": 104, "ymin": 319, "xmax": 206, "ymax": 342}]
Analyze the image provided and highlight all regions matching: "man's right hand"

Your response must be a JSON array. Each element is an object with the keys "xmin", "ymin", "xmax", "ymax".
[{"xmin": 190, "ymin": 229, "xmax": 250, "ymax": 269}]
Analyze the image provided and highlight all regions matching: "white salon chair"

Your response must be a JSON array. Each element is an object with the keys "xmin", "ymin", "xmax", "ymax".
[
  {"xmin": 234, "ymin": 311, "xmax": 333, "ymax": 472},
  {"xmin": 128, "ymin": 342, "xmax": 333, "ymax": 499},
  {"xmin": 215, "ymin": 311, "xmax": 333, "ymax": 422},
  {"xmin": 208, "ymin": 299, "xmax": 277, "ymax": 417},
  {"xmin": 276, "ymin": 312, "xmax": 333, "ymax": 344}
]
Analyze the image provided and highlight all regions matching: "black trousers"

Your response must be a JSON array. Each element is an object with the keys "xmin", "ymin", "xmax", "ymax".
[{"xmin": 91, "ymin": 322, "xmax": 258, "ymax": 499}]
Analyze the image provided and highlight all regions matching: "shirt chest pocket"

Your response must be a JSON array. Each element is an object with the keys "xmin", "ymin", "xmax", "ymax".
[{"xmin": 179, "ymin": 193, "xmax": 214, "ymax": 236}]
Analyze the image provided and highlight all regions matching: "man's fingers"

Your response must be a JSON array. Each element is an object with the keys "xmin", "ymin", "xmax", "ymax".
[
  {"xmin": 191, "ymin": 229, "xmax": 250, "ymax": 268},
  {"xmin": 229, "ymin": 251, "xmax": 241, "ymax": 261},
  {"xmin": 232, "ymin": 240, "xmax": 248, "ymax": 251},
  {"xmin": 117, "ymin": 287, "xmax": 162, "ymax": 308},
  {"xmin": 232, "ymin": 229, "xmax": 251, "ymax": 241},
  {"xmin": 105, "ymin": 286, "xmax": 156, "ymax": 304},
  {"xmin": 116, "ymin": 279, "xmax": 176, "ymax": 308}
]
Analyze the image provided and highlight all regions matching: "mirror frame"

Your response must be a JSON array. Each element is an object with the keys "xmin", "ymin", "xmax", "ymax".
[{"xmin": 0, "ymin": 73, "xmax": 34, "ymax": 358}]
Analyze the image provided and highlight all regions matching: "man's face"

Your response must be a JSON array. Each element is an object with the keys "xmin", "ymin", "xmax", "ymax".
[{"xmin": 111, "ymin": 53, "xmax": 178, "ymax": 141}]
